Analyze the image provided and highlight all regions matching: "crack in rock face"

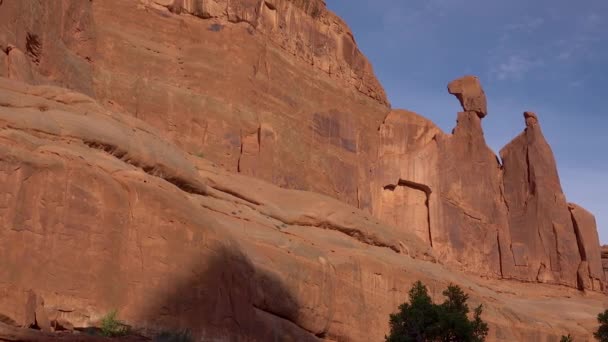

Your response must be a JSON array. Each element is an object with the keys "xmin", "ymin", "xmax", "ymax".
[
  {"xmin": 25, "ymin": 33, "xmax": 42, "ymax": 65},
  {"xmin": 0, "ymin": 1, "xmax": 605, "ymax": 340}
]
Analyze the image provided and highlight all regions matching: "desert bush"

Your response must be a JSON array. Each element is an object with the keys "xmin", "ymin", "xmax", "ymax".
[
  {"xmin": 595, "ymin": 309, "xmax": 608, "ymax": 342},
  {"xmin": 386, "ymin": 281, "xmax": 488, "ymax": 342},
  {"xmin": 100, "ymin": 310, "xmax": 129, "ymax": 337},
  {"xmin": 560, "ymin": 334, "xmax": 573, "ymax": 342}
]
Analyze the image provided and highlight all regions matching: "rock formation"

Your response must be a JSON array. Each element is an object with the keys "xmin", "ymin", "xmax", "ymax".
[
  {"xmin": 500, "ymin": 112, "xmax": 581, "ymax": 287},
  {"xmin": 603, "ymin": 246, "xmax": 608, "ymax": 278},
  {"xmin": 372, "ymin": 79, "xmax": 605, "ymax": 291},
  {"xmin": 570, "ymin": 203, "xmax": 605, "ymax": 291},
  {"xmin": 0, "ymin": 0, "xmax": 606, "ymax": 341},
  {"xmin": 0, "ymin": 78, "xmax": 606, "ymax": 342},
  {"xmin": 447, "ymin": 75, "xmax": 488, "ymax": 118},
  {"xmin": 371, "ymin": 101, "xmax": 513, "ymax": 278},
  {"xmin": 0, "ymin": 0, "xmax": 392, "ymax": 209}
]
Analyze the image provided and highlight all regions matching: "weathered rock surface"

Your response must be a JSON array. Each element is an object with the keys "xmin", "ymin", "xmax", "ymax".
[
  {"xmin": 447, "ymin": 75, "xmax": 488, "ymax": 117},
  {"xmin": 372, "ymin": 109, "xmax": 441, "ymax": 245},
  {"xmin": 0, "ymin": 0, "xmax": 95, "ymax": 93},
  {"xmin": 370, "ymin": 83, "xmax": 605, "ymax": 292},
  {"xmin": 0, "ymin": 49, "xmax": 7, "ymax": 78},
  {"xmin": 0, "ymin": 0, "xmax": 391, "ymax": 209},
  {"xmin": 500, "ymin": 112, "xmax": 582, "ymax": 287},
  {"xmin": 0, "ymin": 321, "xmax": 150, "ymax": 341},
  {"xmin": 144, "ymin": 0, "xmax": 388, "ymax": 104},
  {"xmin": 602, "ymin": 246, "xmax": 608, "ymax": 278},
  {"xmin": 0, "ymin": 79, "xmax": 606, "ymax": 342},
  {"xmin": 371, "ymin": 107, "xmax": 513, "ymax": 278},
  {"xmin": 6, "ymin": 47, "xmax": 35, "ymax": 84},
  {"xmin": 569, "ymin": 203, "xmax": 605, "ymax": 291},
  {"xmin": 2, "ymin": 0, "xmax": 599, "ymax": 289},
  {"xmin": 0, "ymin": 0, "xmax": 606, "ymax": 340}
]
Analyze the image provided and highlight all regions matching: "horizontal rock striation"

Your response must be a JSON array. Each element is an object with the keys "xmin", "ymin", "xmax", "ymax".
[
  {"xmin": 0, "ymin": 79, "xmax": 606, "ymax": 341},
  {"xmin": 147, "ymin": 0, "xmax": 388, "ymax": 105},
  {"xmin": 0, "ymin": 1, "xmax": 606, "ymax": 340},
  {"xmin": 0, "ymin": 0, "xmax": 390, "ymax": 210}
]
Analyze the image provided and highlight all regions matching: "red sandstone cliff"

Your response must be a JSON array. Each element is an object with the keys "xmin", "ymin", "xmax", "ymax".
[
  {"xmin": 371, "ymin": 77, "xmax": 604, "ymax": 292},
  {"xmin": 603, "ymin": 245, "xmax": 608, "ymax": 278},
  {"xmin": 0, "ymin": 0, "xmax": 606, "ymax": 341}
]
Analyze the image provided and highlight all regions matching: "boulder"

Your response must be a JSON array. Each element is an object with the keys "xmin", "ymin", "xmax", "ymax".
[
  {"xmin": 0, "ymin": 288, "xmax": 50, "ymax": 331},
  {"xmin": 524, "ymin": 111, "xmax": 539, "ymax": 126},
  {"xmin": 447, "ymin": 75, "xmax": 488, "ymax": 118}
]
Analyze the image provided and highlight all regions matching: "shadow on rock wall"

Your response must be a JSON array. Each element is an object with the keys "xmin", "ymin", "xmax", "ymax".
[{"xmin": 136, "ymin": 244, "xmax": 317, "ymax": 341}]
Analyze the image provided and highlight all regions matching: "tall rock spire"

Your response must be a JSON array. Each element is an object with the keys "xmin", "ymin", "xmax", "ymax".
[{"xmin": 500, "ymin": 112, "xmax": 581, "ymax": 286}]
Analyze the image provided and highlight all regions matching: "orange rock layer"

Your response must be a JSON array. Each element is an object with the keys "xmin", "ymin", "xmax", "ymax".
[{"xmin": 0, "ymin": 0, "xmax": 606, "ymax": 341}]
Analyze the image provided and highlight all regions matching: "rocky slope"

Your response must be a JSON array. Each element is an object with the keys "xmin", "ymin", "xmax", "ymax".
[{"xmin": 0, "ymin": 0, "xmax": 606, "ymax": 341}]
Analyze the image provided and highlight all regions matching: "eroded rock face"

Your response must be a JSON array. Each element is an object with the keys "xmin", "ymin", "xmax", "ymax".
[
  {"xmin": 372, "ymin": 82, "xmax": 604, "ymax": 291},
  {"xmin": 569, "ymin": 203, "xmax": 606, "ymax": 291},
  {"xmin": 447, "ymin": 75, "xmax": 487, "ymax": 118},
  {"xmin": 0, "ymin": 0, "xmax": 390, "ymax": 209},
  {"xmin": 371, "ymin": 85, "xmax": 513, "ymax": 278},
  {"xmin": 0, "ymin": 51, "xmax": 6, "ymax": 78},
  {"xmin": 432, "ymin": 111, "xmax": 513, "ymax": 277},
  {"xmin": 0, "ymin": 1, "xmax": 606, "ymax": 340},
  {"xmin": 0, "ymin": 0, "xmax": 95, "ymax": 94},
  {"xmin": 602, "ymin": 246, "xmax": 608, "ymax": 278},
  {"xmin": 0, "ymin": 80, "xmax": 605, "ymax": 342},
  {"xmin": 5, "ymin": 47, "xmax": 35, "ymax": 84},
  {"xmin": 500, "ymin": 112, "xmax": 581, "ymax": 286},
  {"xmin": 371, "ymin": 109, "xmax": 441, "ymax": 245},
  {"xmin": 145, "ymin": 0, "xmax": 388, "ymax": 104},
  {"xmin": 524, "ymin": 111, "xmax": 539, "ymax": 126}
]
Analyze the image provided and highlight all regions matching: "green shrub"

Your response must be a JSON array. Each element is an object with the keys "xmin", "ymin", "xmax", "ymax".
[
  {"xmin": 100, "ymin": 310, "xmax": 129, "ymax": 337},
  {"xmin": 561, "ymin": 334, "xmax": 574, "ymax": 342},
  {"xmin": 596, "ymin": 309, "xmax": 608, "ymax": 342},
  {"xmin": 386, "ymin": 281, "xmax": 488, "ymax": 342},
  {"xmin": 154, "ymin": 329, "xmax": 194, "ymax": 342}
]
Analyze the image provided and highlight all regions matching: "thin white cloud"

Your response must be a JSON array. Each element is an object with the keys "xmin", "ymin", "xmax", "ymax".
[
  {"xmin": 488, "ymin": 15, "xmax": 548, "ymax": 81},
  {"xmin": 488, "ymin": 8, "xmax": 607, "ymax": 82},
  {"xmin": 380, "ymin": 0, "xmax": 460, "ymax": 29},
  {"xmin": 505, "ymin": 17, "xmax": 545, "ymax": 32},
  {"xmin": 552, "ymin": 11, "xmax": 607, "ymax": 63},
  {"xmin": 557, "ymin": 51, "xmax": 571, "ymax": 61},
  {"xmin": 492, "ymin": 55, "xmax": 545, "ymax": 81},
  {"xmin": 582, "ymin": 12, "xmax": 601, "ymax": 30},
  {"xmin": 568, "ymin": 80, "xmax": 584, "ymax": 87}
]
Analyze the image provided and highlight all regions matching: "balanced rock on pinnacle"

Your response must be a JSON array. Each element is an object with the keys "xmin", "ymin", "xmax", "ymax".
[
  {"xmin": 448, "ymin": 75, "xmax": 488, "ymax": 118},
  {"xmin": 524, "ymin": 111, "xmax": 539, "ymax": 127}
]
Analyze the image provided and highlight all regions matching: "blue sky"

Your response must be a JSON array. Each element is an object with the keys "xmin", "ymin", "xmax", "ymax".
[{"xmin": 326, "ymin": 0, "xmax": 608, "ymax": 243}]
